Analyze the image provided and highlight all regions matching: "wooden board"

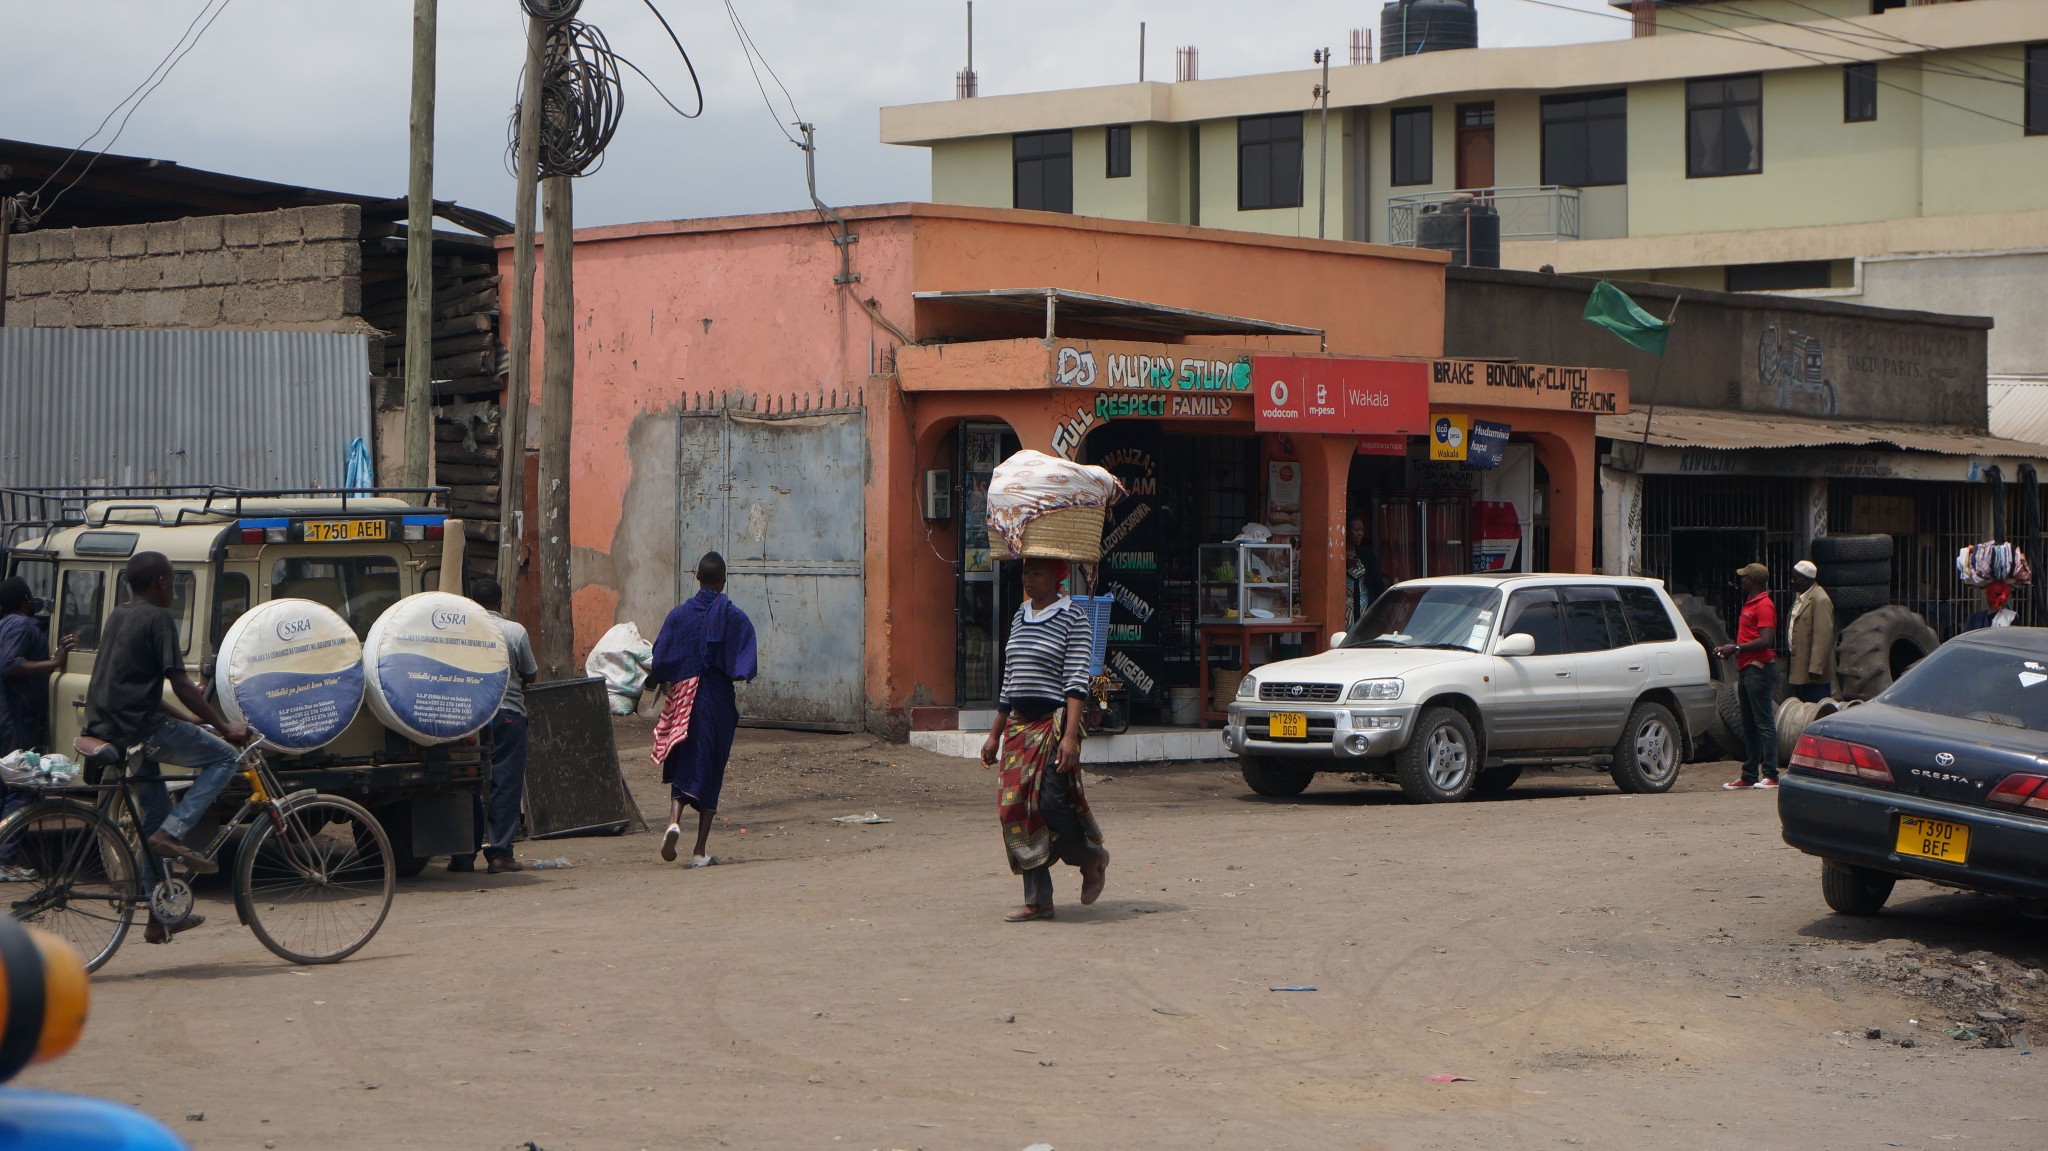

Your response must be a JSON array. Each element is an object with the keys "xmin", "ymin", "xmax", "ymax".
[{"xmin": 522, "ymin": 677, "xmax": 647, "ymax": 838}]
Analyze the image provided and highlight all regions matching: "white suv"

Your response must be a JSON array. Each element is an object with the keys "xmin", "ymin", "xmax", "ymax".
[{"xmin": 1223, "ymin": 575, "xmax": 1717, "ymax": 802}]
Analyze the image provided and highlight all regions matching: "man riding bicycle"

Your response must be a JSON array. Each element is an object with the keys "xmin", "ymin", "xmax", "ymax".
[{"xmin": 83, "ymin": 552, "xmax": 250, "ymax": 943}]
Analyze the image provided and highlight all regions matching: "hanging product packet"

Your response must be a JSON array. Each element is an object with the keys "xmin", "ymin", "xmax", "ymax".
[
  {"xmin": 215, "ymin": 598, "xmax": 366, "ymax": 753},
  {"xmin": 362, "ymin": 592, "xmax": 510, "ymax": 745}
]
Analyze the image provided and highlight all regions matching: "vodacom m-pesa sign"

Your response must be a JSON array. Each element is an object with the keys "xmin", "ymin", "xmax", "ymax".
[{"xmin": 1249, "ymin": 356, "xmax": 1430, "ymax": 436}]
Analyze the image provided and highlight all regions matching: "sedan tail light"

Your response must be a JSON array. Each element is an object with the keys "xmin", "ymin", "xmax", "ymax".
[
  {"xmin": 1988, "ymin": 773, "xmax": 2048, "ymax": 813},
  {"xmin": 1789, "ymin": 734, "xmax": 1893, "ymax": 784}
]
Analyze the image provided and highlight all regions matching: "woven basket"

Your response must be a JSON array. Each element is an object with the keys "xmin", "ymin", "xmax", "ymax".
[
  {"xmin": 1019, "ymin": 506, "xmax": 1108, "ymax": 562},
  {"xmin": 1211, "ymin": 669, "xmax": 1244, "ymax": 712}
]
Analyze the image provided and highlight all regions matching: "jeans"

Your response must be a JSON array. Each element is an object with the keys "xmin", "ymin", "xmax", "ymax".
[
  {"xmin": 140, "ymin": 715, "xmax": 241, "ymax": 841},
  {"xmin": 1021, "ymin": 766, "xmax": 1098, "ymax": 906},
  {"xmin": 461, "ymin": 710, "xmax": 527, "ymax": 863},
  {"xmin": 1738, "ymin": 664, "xmax": 1780, "ymax": 783},
  {"xmin": 1788, "ymin": 681, "xmax": 1831, "ymax": 704}
]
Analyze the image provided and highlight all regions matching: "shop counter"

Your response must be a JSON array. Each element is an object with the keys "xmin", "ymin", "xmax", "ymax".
[{"xmin": 1197, "ymin": 621, "xmax": 1324, "ymax": 724}]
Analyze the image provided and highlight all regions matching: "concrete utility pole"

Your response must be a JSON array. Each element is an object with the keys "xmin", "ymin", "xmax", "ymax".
[
  {"xmin": 0, "ymin": 196, "xmax": 15, "ymax": 328},
  {"xmin": 402, "ymin": 0, "xmax": 438, "ymax": 491},
  {"xmin": 1315, "ymin": 48, "xmax": 1331, "ymax": 240},
  {"xmin": 499, "ymin": 15, "xmax": 546, "ymax": 615},
  {"xmin": 536, "ymin": 174, "xmax": 575, "ymax": 679}
]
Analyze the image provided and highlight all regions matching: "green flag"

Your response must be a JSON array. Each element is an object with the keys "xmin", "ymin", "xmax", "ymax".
[{"xmin": 1583, "ymin": 280, "xmax": 1671, "ymax": 356}]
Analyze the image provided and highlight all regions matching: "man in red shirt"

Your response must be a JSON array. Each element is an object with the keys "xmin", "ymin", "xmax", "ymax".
[{"xmin": 1714, "ymin": 563, "xmax": 1779, "ymax": 790}]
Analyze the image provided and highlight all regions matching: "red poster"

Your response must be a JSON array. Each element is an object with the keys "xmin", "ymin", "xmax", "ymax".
[{"xmin": 1250, "ymin": 356, "xmax": 1430, "ymax": 436}]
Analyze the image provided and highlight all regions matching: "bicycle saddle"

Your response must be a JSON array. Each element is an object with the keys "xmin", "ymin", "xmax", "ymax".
[{"xmin": 71, "ymin": 736, "xmax": 127, "ymax": 769}]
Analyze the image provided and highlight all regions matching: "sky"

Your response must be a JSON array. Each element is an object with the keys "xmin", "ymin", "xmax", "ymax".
[{"xmin": 8, "ymin": 0, "xmax": 1629, "ymax": 231}]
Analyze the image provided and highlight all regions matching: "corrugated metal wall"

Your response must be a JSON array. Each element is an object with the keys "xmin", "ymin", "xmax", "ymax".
[{"xmin": 0, "ymin": 328, "xmax": 370, "ymax": 490}]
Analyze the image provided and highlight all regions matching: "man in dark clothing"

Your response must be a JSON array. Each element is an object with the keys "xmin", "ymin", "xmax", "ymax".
[
  {"xmin": 84, "ymin": 553, "xmax": 249, "ymax": 942},
  {"xmin": 450, "ymin": 579, "xmax": 539, "ymax": 875},
  {"xmin": 1715, "ymin": 563, "xmax": 1780, "ymax": 791},
  {"xmin": 0, "ymin": 577, "xmax": 74, "ymax": 879}
]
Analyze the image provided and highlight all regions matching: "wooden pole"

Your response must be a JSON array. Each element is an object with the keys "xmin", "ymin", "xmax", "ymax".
[
  {"xmin": 498, "ymin": 16, "xmax": 545, "ymax": 614},
  {"xmin": 536, "ymin": 174, "xmax": 575, "ymax": 679},
  {"xmin": 0, "ymin": 196, "xmax": 14, "ymax": 328},
  {"xmin": 402, "ymin": 0, "xmax": 438, "ymax": 490}
]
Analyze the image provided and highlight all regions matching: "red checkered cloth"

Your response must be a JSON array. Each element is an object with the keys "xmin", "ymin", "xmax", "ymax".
[{"xmin": 650, "ymin": 676, "xmax": 701, "ymax": 767}]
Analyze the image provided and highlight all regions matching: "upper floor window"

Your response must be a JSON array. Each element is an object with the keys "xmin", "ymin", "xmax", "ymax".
[
  {"xmin": 1237, "ymin": 113, "xmax": 1303, "ymax": 210},
  {"xmin": 1843, "ymin": 63, "xmax": 1878, "ymax": 123},
  {"xmin": 1013, "ymin": 131, "xmax": 1073, "ymax": 213},
  {"xmin": 2030, "ymin": 45, "xmax": 2048, "ymax": 136},
  {"xmin": 1870, "ymin": 1, "xmax": 1906, "ymax": 12},
  {"xmin": 1540, "ymin": 90, "xmax": 1627, "ymax": 187},
  {"xmin": 1390, "ymin": 106, "xmax": 1434, "ymax": 187},
  {"xmin": 1106, "ymin": 124, "xmax": 1132, "ymax": 179},
  {"xmin": 1687, "ymin": 74, "xmax": 1762, "ymax": 178}
]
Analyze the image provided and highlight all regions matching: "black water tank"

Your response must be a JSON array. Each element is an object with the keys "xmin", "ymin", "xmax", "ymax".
[
  {"xmin": 1416, "ymin": 198, "xmax": 1500, "ymax": 268},
  {"xmin": 1380, "ymin": 0, "xmax": 1478, "ymax": 61}
]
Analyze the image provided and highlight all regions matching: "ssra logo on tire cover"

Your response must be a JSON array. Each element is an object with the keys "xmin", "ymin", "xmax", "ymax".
[
  {"xmin": 215, "ymin": 598, "xmax": 365, "ymax": 753},
  {"xmin": 362, "ymin": 592, "xmax": 511, "ymax": 745}
]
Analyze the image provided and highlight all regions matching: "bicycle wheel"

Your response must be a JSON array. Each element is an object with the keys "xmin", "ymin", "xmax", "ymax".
[
  {"xmin": 234, "ymin": 795, "xmax": 394, "ymax": 965},
  {"xmin": 0, "ymin": 800, "xmax": 139, "ymax": 974}
]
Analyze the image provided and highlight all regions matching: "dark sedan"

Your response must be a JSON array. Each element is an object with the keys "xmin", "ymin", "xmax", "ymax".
[{"xmin": 1778, "ymin": 627, "xmax": 2048, "ymax": 916}]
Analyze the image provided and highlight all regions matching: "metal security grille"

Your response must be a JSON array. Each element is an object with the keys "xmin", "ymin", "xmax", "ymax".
[{"xmin": 1637, "ymin": 475, "xmax": 1805, "ymax": 626}]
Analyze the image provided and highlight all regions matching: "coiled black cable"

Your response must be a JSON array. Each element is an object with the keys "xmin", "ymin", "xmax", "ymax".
[{"xmin": 533, "ymin": 20, "xmax": 622, "ymax": 177}]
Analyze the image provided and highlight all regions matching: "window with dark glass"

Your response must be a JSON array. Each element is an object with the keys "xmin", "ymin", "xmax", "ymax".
[
  {"xmin": 1390, "ymin": 106, "xmax": 1433, "ymax": 187},
  {"xmin": 1540, "ymin": 90, "xmax": 1627, "ymax": 187},
  {"xmin": 1725, "ymin": 261, "xmax": 1833, "ymax": 292},
  {"xmin": 1106, "ymin": 124, "xmax": 1132, "ymax": 178},
  {"xmin": 58, "ymin": 569, "xmax": 105, "ymax": 652},
  {"xmin": 1237, "ymin": 113, "xmax": 1303, "ymax": 210},
  {"xmin": 1617, "ymin": 588, "xmax": 1679, "ymax": 644},
  {"xmin": 1502, "ymin": 589, "xmax": 1564, "ymax": 656},
  {"xmin": 2030, "ymin": 45, "xmax": 2048, "ymax": 136},
  {"xmin": 1843, "ymin": 63, "xmax": 1877, "ymax": 123},
  {"xmin": 1013, "ymin": 131, "xmax": 1073, "ymax": 213},
  {"xmin": 1870, "ymin": 0, "xmax": 1907, "ymax": 13},
  {"xmin": 1686, "ymin": 74, "xmax": 1763, "ymax": 177}
]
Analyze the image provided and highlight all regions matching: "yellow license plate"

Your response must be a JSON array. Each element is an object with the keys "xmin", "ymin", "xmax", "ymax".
[
  {"xmin": 303, "ymin": 519, "xmax": 388, "ymax": 542},
  {"xmin": 1896, "ymin": 816, "xmax": 1970, "ymax": 864},
  {"xmin": 1270, "ymin": 712, "xmax": 1308, "ymax": 739}
]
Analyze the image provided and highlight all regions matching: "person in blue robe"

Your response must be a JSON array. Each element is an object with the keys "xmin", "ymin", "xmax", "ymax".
[{"xmin": 647, "ymin": 552, "xmax": 758, "ymax": 866}]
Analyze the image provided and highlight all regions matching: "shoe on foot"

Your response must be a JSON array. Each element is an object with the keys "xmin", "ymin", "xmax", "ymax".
[
  {"xmin": 1004, "ymin": 904, "xmax": 1054, "ymax": 922},
  {"xmin": 1722, "ymin": 779, "xmax": 1756, "ymax": 790},
  {"xmin": 486, "ymin": 856, "xmax": 525, "ymax": 874},
  {"xmin": 687, "ymin": 854, "xmax": 717, "ymax": 868},
  {"xmin": 660, "ymin": 824, "xmax": 682, "ymax": 863},
  {"xmin": 144, "ymin": 912, "xmax": 206, "ymax": 944},
  {"xmin": 147, "ymin": 830, "xmax": 218, "ymax": 874},
  {"xmin": 1756, "ymin": 777, "xmax": 1780, "ymax": 790},
  {"xmin": 1080, "ymin": 849, "xmax": 1110, "ymax": 906},
  {"xmin": 447, "ymin": 856, "xmax": 476, "ymax": 873},
  {"xmin": 0, "ymin": 865, "xmax": 35, "ymax": 882}
]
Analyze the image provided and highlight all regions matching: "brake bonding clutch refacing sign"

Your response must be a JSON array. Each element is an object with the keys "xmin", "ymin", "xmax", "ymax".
[
  {"xmin": 362, "ymin": 592, "xmax": 510, "ymax": 745},
  {"xmin": 216, "ymin": 598, "xmax": 366, "ymax": 753}
]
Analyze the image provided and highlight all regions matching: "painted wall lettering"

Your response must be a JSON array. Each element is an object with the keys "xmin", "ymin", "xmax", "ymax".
[
  {"xmin": 1429, "ymin": 358, "xmax": 1629, "ymax": 415},
  {"xmin": 1055, "ymin": 345, "xmax": 1098, "ymax": 388},
  {"xmin": 1096, "ymin": 350, "xmax": 1255, "ymax": 393}
]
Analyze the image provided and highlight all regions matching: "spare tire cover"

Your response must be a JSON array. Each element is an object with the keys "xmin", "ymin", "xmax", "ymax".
[
  {"xmin": 216, "ymin": 598, "xmax": 365, "ymax": 753},
  {"xmin": 362, "ymin": 592, "xmax": 510, "ymax": 744}
]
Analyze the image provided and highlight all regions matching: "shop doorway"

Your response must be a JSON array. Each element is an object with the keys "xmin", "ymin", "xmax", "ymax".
[{"xmin": 957, "ymin": 423, "xmax": 1021, "ymax": 710}]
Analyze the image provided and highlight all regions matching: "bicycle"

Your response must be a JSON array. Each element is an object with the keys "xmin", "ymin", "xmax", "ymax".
[{"xmin": 0, "ymin": 734, "xmax": 395, "ymax": 973}]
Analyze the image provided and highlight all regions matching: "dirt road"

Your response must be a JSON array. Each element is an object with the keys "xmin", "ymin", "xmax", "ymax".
[{"xmin": 24, "ymin": 723, "xmax": 2047, "ymax": 1151}]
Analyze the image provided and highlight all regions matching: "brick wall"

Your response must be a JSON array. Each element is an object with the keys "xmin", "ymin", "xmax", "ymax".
[{"xmin": 2, "ymin": 204, "xmax": 364, "ymax": 331}]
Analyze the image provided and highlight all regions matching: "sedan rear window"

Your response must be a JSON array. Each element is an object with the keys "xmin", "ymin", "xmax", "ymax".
[{"xmin": 1879, "ymin": 643, "xmax": 2048, "ymax": 732}]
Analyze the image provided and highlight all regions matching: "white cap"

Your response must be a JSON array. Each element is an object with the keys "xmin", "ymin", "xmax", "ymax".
[{"xmin": 1794, "ymin": 560, "xmax": 1818, "ymax": 579}]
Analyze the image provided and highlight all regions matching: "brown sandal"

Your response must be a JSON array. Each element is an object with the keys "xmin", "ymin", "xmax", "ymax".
[
  {"xmin": 1004, "ymin": 904, "xmax": 1054, "ymax": 922},
  {"xmin": 1080, "ymin": 849, "xmax": 1109, "ymax": 906}
]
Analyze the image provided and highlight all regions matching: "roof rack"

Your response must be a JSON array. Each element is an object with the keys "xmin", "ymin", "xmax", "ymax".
[{"xmin": 1, "ymin": 485, "xmax": 450, "ymax": 552}]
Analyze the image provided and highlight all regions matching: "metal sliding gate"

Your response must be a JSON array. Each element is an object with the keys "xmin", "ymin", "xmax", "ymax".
[{"xmin": 675, "ymin": 392, "xmax": 867, "ymax": 730}]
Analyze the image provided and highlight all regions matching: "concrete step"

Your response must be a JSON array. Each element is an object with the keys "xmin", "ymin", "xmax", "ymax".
[{"xmin": 910, "ymin": 725, "xmax": 1230, "ymax": 765}]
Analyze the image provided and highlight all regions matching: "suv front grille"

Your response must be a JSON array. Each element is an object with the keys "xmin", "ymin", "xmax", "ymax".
[{"xmin": 1259, "ymin": 682, "xmax": 1342, "ymax": 703}]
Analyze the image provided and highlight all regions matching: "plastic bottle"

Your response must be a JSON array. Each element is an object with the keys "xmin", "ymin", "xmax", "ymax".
[{"xmin": 528, "ymin": 857, "xmax": 572, "ymax": 870}]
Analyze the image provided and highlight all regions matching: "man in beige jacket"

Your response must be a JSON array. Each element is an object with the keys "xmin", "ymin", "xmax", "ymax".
[{"xmin": 1786, "ymin": 560, "xmax": 1836, "ymax": 703}]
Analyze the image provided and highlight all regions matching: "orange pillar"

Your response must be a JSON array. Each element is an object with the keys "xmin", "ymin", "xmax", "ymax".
[{"xmin": 1299, "ymin": 433, "xmax": 1353, "ymax": 638}]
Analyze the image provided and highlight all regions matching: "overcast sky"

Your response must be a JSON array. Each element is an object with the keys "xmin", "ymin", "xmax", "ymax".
[{"xmin": 11, "ymin": 0, "xmax": 1627, "ymax": 230}]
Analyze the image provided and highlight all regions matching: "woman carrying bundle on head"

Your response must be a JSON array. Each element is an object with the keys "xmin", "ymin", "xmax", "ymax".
[{"xmin": 979, "ymin": 555, "xmax": 1109, "ymax": 922}]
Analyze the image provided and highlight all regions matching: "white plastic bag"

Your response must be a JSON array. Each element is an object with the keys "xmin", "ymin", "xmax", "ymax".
[{"xmin": 584, "ymin": 622, "xmax": 654, "ymax": 715}]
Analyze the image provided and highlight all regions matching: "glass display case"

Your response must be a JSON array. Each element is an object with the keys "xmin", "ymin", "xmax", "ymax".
[{"xmin": 1198, "ymin": 542, "xmax": 1295, "ymax": 623}]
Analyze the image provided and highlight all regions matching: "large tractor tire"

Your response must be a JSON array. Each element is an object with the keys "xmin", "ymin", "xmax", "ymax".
[
  {"xmin": 1834, "ymin": 605, "xmax": 1939, "ymax": 703},
  {"xmin": 1811, "ymin": 534, "xmax": 1894, "ymax": 565},
  {"xmin": 1671, "ymin": 593, "xmax": 1741, "ymax": 760}
]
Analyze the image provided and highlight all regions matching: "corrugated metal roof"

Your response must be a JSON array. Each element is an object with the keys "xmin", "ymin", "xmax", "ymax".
[
  {"xmin": 1596, "ymin": 406, "xmax": 2048, "ymax": 460},
  {"xmin": 0, "ymin": 328, "xmax": 371, "ymax": 490},
  {"xmin": 1990, "ymin": 379, "xmax": 2048, "ymax": 448}
]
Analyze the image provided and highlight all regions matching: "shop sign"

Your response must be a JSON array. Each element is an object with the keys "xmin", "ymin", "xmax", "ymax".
[
  {"xmin": 1056, "ymin": 344, "xmax": 1256, "ymax": 393},
  {"xmin": 1250, "ymin": 356, "xmax": 1429, "ymax": 435},
  {"xmin": 1355, "ymin": 435, "xmax": 1408, "ymax": 457},
  {"xmin": 1463, "ymin": 419, "xmax": 1510, "ymax": 469},
  {"xmin": 1430, "ymin": 358, "xmax": 1627, "ymax": 415},
  {"xmin": 1430, "ymin": 413, "xmax": 1471, "ymax": 462},
  {"xmin": 1092, "ymin": 393, "xmax": 1241, "ymax": 421}
]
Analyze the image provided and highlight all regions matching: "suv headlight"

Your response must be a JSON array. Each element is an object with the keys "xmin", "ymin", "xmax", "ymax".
[
  {"xmin": 1347, "ymin": 678, "xmax": 1403, "ymax": 701},
  {"xmin": 1236, "ymin": 675, "xmax": 1258, "ymax": 701}
]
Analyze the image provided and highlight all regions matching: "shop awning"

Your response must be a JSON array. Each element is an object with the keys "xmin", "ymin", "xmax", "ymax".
[
  {"xmin": 1598, "ymin": 406, "xmax": 2048, "ymax": 460},
  {"xmin": 913, "ymin": 288, "xmax": 1325, "ymax": 339}
]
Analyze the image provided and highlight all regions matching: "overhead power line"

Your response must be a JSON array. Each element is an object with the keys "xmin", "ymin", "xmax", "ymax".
[{"xmin": 725, "ymin": 0, "xmax": 805, "ymax": 146}]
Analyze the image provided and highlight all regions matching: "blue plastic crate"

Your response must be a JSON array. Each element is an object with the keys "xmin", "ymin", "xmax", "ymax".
[{"xmin": 1071, "ymin": 594, "xmax": 1115, "ymax": 676}]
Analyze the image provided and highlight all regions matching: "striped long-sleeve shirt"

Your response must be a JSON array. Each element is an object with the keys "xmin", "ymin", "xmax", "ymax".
[{"xmin": 998, "ymin": 598, "xmax": 1094, "ymax": 717}]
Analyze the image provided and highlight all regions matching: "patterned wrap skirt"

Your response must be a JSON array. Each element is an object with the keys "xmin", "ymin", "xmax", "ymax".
[{"xmin": 997, "ymin": 712, "xmax": 1105, "ymax": 874}]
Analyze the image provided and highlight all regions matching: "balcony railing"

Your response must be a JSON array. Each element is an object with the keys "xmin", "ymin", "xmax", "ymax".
[{"xmin": 1386, "ymin": 186, "xmax": 1582, "ymax": 246}]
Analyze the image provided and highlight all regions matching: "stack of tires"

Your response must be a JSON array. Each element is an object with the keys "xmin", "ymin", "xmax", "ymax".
[{"xmin": 1810, "ymin": 533, "xmax": 1942, "ymax": 705}]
